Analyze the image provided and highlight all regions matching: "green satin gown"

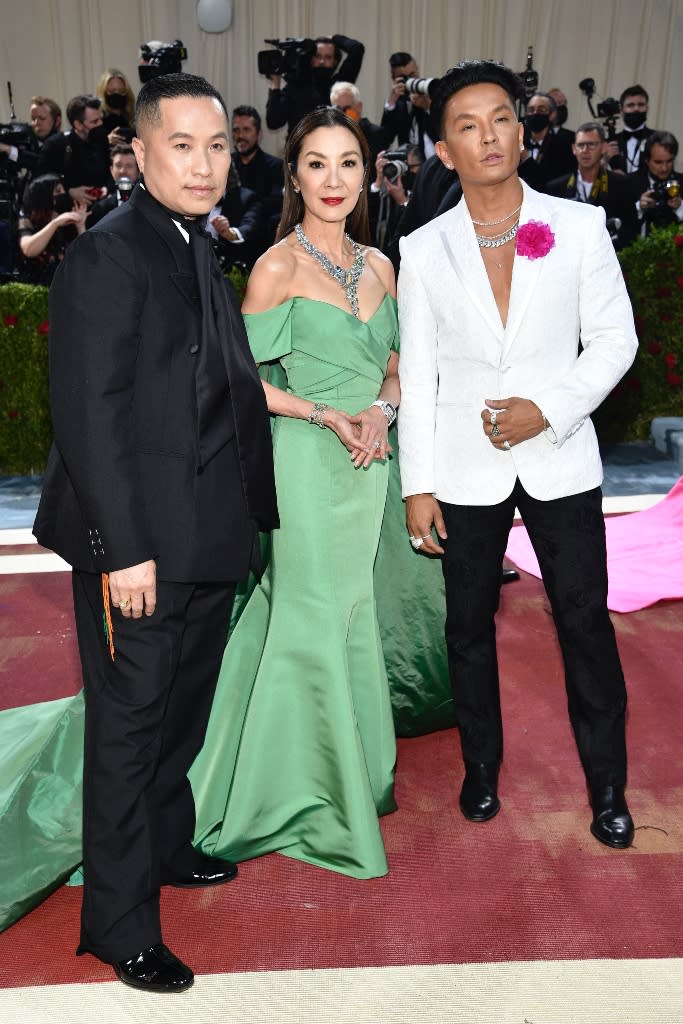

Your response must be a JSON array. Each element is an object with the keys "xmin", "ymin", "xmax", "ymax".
[{"xmin": 189, "ymin": 295, "xmax": 400, "ymax": 879}]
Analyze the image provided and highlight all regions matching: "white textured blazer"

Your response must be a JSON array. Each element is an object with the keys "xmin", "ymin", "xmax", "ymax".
[{"xmin": 397, "ymin": 180, "xmax": 638, "ymax": 505}]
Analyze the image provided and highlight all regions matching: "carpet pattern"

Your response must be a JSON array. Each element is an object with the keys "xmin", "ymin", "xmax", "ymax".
[{"xmin": 0, "ymin": 563, "xmax": 681, "ymax": 998}]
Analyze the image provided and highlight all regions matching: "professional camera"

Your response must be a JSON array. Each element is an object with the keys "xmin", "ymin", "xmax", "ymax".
[
  {"xmin": 0, "ymin": 122, "xmax": 33, "ymax": 148},
  {"xmin": 402, "ymin": 76, "xmax": 438, "ymax": 99},
  {"xmin": 650, "ymin": 178, "xmax": 681, "ymax": 206},
  {"xmin": 117, "ymin": 177, "xmax": 135, "ymax": 201},
  {"xmin": 517, "ymin": 46, "xmax": 539, "ymax": 103},
  {"xmin": 382, "ymin": 147, "xmax": 409, "ymax": 183},
  {"xmin": 257, "ymin": 38, "xmax": 317, "ymax": 82},
  {"xmin": 579, "ymin": 78, "xmax": 620, "ymax": 139},
  {"xmin": 138, "ymin": 40, "xmax": 188, "ymax": 83}
]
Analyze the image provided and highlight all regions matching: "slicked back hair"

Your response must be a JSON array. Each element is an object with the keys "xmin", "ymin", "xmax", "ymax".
[
  {"xmin": 431, "ymin": 60, "xmax": 523, "ymax": 140},
  {"xmin": 135, "ymin": 73, "xmax": 228, "ymax": 134}
]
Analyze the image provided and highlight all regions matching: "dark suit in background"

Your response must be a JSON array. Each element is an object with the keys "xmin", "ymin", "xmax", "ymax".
[
  {"xmin": 34, "ymin": 182, "xmax": 277, "ymax": 963},
  {"xmin": 546, "ymin": 170, "xmax": 639, "ymax": 250}
]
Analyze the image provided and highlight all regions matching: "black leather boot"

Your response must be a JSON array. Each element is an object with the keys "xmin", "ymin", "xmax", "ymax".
[
  {"xmin": 459, "ymin": 761, "xmax": 501, "ymax": 822},
  {"xmin": 590, "ymin": 784, "xmax": 634, "ymax": 849}
]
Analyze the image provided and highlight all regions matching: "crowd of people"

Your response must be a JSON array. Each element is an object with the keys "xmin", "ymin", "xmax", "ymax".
[
  {"xmin": 0, "ymin": 34, "xmax": 678, "ymax": 998},
  {"xmin": 1, "ymin": 40, "xmax": 682, "ymax": 284}
]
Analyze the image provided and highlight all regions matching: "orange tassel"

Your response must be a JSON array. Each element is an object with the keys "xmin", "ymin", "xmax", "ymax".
[{"xmin": 102, "ymin": 572, "xmax": 115, "ymax": 661}]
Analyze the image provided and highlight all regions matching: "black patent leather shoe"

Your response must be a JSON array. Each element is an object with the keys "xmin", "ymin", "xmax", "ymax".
[
  {"xmin": 590, "ymin": 785, "xmax": 634, "ymax": 849},
  {"xmin": 502, "ymin": 567, "xmax": 520, "ymax": 584},
  {"xmin": 168, "ymin": 856, "xmax": 238, "ymax": 888},
  {"xmin": 114, "ymin": 943, "xmax": 194, "ymax": 993},
  {"xmin": 459, "ymin": 761, "xmax": 501, "ymax": 822}
]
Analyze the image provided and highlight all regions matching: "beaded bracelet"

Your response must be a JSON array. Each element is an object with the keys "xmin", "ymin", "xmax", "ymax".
[{"xmin": 308, "ymin": 402, "xmax": 328, "ymax": 429}]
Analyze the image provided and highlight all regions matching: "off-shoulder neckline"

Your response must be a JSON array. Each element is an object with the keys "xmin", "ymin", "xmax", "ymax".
[{"xmin": 243, "ymin": 292, "xmax": 396, "ymax": 325}]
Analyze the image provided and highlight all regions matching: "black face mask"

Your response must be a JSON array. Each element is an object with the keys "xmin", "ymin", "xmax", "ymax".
[
  {"xmin": 623, "ymin": 110, "xmax": 647, "ymax": 131},
  {"xmin": 105, "ymin": 92, "xmax": 127, "ymax": 111},
  {"xmin": 53, "ymin": 193, "xmax": 72, "ymax": 214},
  {"xmin": 526, "ymin": 112, "xmax": 550, "ymax": 133},
  {"xmin": 554, "ymin": 104, "xmax": 568, "ymax": 127}
]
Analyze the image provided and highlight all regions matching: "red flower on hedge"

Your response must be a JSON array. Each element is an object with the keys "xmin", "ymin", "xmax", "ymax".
[
  {"xmin": 667, "ymin": 373, "xmax": 681, "ymax": 387},
  {"xmin": 656, "ymin": 286, "xmax": 672, "ymax": 298},
  {"xmin": 37, "ymin": 321, "xmax": 49, "ymax": 334},
  {"xmin": 677, "ymin": 276, "xmax": 683, "ymax": 290},
  {"xmin": 648, "ymin": 341, "xmax": 663, "ymax": 355},
  {"xmin": 675, "ymin": 235, "xmax": 683, "ymax": 248},
  {"xmin": 660, "ymin": 312, "xmax": 672, "ymax": 322},
  {"xmin": 664, "ymin": 353, "xmax": 677, "ymax": 369},
  {"xmin": 3, "ymin": 314, "xmax": 17, "ymax": 328},
  {"xmin": 8, "ymin": 409, "xmax": 19, "ymax": 419}
]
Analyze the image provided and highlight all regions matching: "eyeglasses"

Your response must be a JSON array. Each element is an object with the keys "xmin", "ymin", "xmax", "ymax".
[{"xmin": 575, "ymin": 142, "xmax": 601, "ymax": 150}]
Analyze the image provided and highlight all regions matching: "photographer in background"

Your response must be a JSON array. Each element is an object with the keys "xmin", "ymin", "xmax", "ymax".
[
  {"xmin": 35, "ymin": 94, "xmax": 110, "ymax": 207},
  {"xmin": 524, "ymin": 92, "xmax": 575, "ymax": 188},
  {"xmin": 265, "ymin": 34, "xmax": 364, "ymax": 135},
  {"xmin": 627, "ymin": 130, "xmax": 683, "ymax": 235},
  {"xmin": 607, "ymin": 85, "xmax": 654, "ymax": 174},
  {"xmin": 87, "ymin": 144, "xmax": 139, "ymax": 227},
  {"xmin": 381, "ymin": 52, "xmax": 436, "ymax": 158},
  {"xmin": 330, "ymin": 81, "xmax": 393, "ymax": 165},
  {"xmin": 208, "ymin": 163, "xmax": 267, "ymax": 271},
  {"xmin": 17, "ymin": 173, "xmax": 87, "ymax": 284},
  {"xmin": 370, "ymin": 143, "xmax": 424, "ymax": 249},
  {"xmin": 0, "ymin": 96, "xmax": 62, "ymax": 178},
  {"xmin": 547, "ymin": 122, "xmax": 637, "ymax": 250}
]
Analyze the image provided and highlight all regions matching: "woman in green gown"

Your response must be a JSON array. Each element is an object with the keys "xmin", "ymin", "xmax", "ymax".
[{"xmin": 190, "ymin": 108, "xmax": 400, "ymax": 879}]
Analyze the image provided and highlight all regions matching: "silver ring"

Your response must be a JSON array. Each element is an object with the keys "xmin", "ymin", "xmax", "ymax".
[
  {"xmin": 490, "ymin": 410, "xmax": 497, "ymax": 426},
  {"xmin": 410, "ymin": 536, "xmax": 424, "ymax": 549},
  {"xmin": 374, "ymin": 440, "xmax": 382, "ymax": 449},
  {"xmin": 491, "ymin": 423, "xmax": 501, "ymax": 437},
  {"xmin": 120, "ymin": 598, "xmax": 131, "ymax": 610},
  {"xmin": 503, "ymin": 439, "xmax": 511, "ymax": 450}
]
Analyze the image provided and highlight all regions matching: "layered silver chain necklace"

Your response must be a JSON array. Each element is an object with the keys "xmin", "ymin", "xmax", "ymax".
[
  {"xmin": 473, "ymin": 200, "xmax": 521, "ymax": 250},
  {"xmin": 294, "ymin": 223, "xmax": 365, "ymax": 318}
]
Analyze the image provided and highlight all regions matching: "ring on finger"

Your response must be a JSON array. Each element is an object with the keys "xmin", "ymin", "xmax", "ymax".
[
  {"xmin": 490, "ymin": 410, "xmax": 498, "ymax": 426},
  {"xmin": 120, "ymin": 598, "xmax": 131, "ymax": 610},
  {"xmin": 502, "ymin": 439, "xmax": 511, "ymax": 451},
  {"xmin": 491, "ymin": 423, "xmax": 501, "ymax": 437},
  {"xmin": 374, "ymin": 440, "xmax": 382, "ymax": 449},
  {"xmin": 409, "ymin": 536, "xmax": 424, "ymax": 549}
]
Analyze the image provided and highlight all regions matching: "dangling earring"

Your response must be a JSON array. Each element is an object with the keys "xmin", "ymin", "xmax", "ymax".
[{"xmin": 293, "ymin": 185, "xmax": 300, "ymax": 193}]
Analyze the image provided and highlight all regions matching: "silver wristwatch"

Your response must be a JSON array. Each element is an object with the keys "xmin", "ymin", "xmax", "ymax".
[{"xmin": 371, "ymin": 400, "xmax": 397, "ymax": 426}]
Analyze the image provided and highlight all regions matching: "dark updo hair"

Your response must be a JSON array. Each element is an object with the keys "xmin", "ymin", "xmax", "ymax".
[
  {"xmin": 276, "ymin": 106, "xmax": 372, "ymax": 245},
  {"xmin": 430, "ymin": 60, "xmax": 524, "ymax": 140},
  {"xmin": 22, "ymin": 173, "xmax": 64, "ymax": 228}
]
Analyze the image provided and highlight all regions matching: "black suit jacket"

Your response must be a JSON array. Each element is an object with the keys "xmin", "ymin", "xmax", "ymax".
[
  {"xmin": 624, "ymin": 168, "xmax": 683, "ymax": 232},
  {"xmin": 215, "ymin": 185, "xmax": 268, "ymax": 269},
  {"xmin": 35, "ymin": 130, "xmax": 110, "ymax": 190},
  {"xmin": 34, "ymin": 184, "xmax": 277, "ymax": 582},
  {"xmin": 546, "ymin": 170, "xmax": 639, "ymax": 249},
  {"xmin": 527, "ymin": 129, "xmax": 576, "ymax": 188},
  {"xmin": 232, "ymin": 147, "xmax": 284, "ymax": 219}
]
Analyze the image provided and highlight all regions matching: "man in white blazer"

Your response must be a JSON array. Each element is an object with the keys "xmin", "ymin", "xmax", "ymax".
[{"xmin": 398, "ymin": 61, "xmax": 638, "ymax": 849}]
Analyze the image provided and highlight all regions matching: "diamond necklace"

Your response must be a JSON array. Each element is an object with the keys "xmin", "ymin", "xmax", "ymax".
[
  {"xmin": 475, "ymin": 221, "xmax": 519, "ymax": 249},
  {"xmin": 471, "ymin": 202, "xmax": 522, "ymax": 227},
  {"xmin": 294, "ymin": 223, "xmax": 365, "ymax": 318}
]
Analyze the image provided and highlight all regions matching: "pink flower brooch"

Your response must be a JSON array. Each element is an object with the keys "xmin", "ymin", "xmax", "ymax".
[{"xmin": 516, "ymin": 220, "xmax": 555, "ymax": 259}]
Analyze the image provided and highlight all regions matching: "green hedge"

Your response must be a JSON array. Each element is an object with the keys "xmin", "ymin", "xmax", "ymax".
[
  {"xmin": 0, "ymin": 283, "xmax": 51, "ymax": 474},
  {"xmin": 2, "ymin": 231, "xmax": 682, "ymax": 473},
  {"xmin": 593, "ymin": 225, "xmax": 683, "ymax": 441}
]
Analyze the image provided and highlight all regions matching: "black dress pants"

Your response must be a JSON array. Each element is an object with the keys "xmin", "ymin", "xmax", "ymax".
[
  {"xmin": 440, "ymin": 480, "xmax": 627, "ymax": 787},
  {"xmin": 72, "ymin": 570, "xmax": 236, "ymax": 963}
]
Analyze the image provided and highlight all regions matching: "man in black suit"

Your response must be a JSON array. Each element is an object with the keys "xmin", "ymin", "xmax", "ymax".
[
  {"xmin": 626, "ymin": 130, "xmax": 683, "ymax": 235},
  {"xmin": 87, "ymin": 143, "xmax": 140, "ymax": 227},
  {"xmin": 524, "ymin": 92, "xmax": 576, "ymax": 188},
  {"xmin": 231, "ymin": 104, "xmax": 283, "ymax": 241},
  {"xmin": 34, "ymin": 73, "xmax": 277, "ymax": 994},
  {"xmin": 35, "ymin": 94, "xmax": 111, "ymax": 207},
  {"xmin": 547, "ymin": 122, "xmax": 638, "ymax": 250},
  {"xmin": 209, "ymin": 163, "xmax": 268, "ymax": 269},
  {"xmin": 607, "ymin": 84, "xmax": 654, "ymax": 174},
  {"xmin": 265, "ymin": 34, "xmax": 364, "ymax": 135},
  {"xmin": 381, "ymin": 52, "xmax": 436, "ymax": 158}
]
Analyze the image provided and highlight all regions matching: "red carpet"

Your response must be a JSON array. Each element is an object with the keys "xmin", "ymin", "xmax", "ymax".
[{"xmin": 0, "ymin": 568, "xmax": 681, "ymax": 989}]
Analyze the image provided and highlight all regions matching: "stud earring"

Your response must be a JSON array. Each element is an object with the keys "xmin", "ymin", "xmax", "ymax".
[{"xmin": 293, "ymin": 186, "xmax": 300, "ymax": 193}]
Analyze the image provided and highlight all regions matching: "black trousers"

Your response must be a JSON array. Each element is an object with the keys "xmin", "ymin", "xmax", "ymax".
[
  {"xmin": 440, "ymin": 480, "xmax": 628, "ymax": 788},
  {"xmin": 72, "ymin": 570, "xmax": 236, "ymax": 963}
]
